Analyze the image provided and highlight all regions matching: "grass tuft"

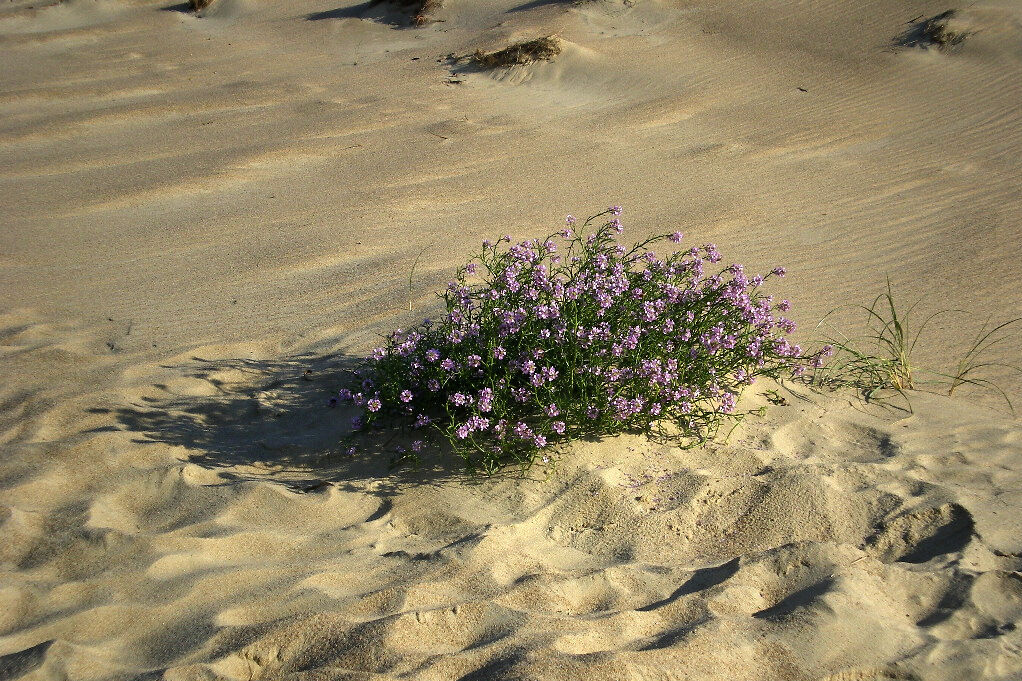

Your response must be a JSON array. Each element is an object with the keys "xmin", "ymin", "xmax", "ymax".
[
  {"xmin": 409, "ymin": 0, "xmax": 442, "ymax": 26},
  {"xmin": 366, "ymin": 0, "xmax": 442, "ymax": 26},
  {"xmin": 809, "ymin": 280, "xmax": 1020, "ymax": 412},
  {"xmin": 945, "ymin": 317, "xmax": 1022, "ymax": 410},
  {"xmin": 897, "ymin": 10, "xmax": 973, "ymax": 51},
  {"xmin": 473, "ymin": 37, "xmax": 562, "ymax": 68}
]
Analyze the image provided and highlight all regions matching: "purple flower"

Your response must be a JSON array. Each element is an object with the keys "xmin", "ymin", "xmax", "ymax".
[
  {"xmin": 346, "ymin": 207, "xmax": 807, "ymax": 469},
  {"xmin": 777, "ymin": 317, "xmax": 797, "ymax": 333},
  {"xmin": 351, "ymin": 416, "xmax": 363, "ymax": 430},
  {"xmin": 468, "ymin": 415, "xmax": 490, "ymax": 432},
  {"xmin": 338, "ymin": 388, "xmax": 352, "ymax": 401},
  {"xmin": 412, "ymin": 440, "xmax": 424, "ymax": 452},
  {"xmin": 772, "ymin": 266, "xmax": 787, "ymax": 277}
]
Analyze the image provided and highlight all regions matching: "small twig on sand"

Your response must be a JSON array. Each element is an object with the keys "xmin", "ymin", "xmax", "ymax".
[{"xmin": 408, "ymin": 244, "xmax": 431, "ymax": 311}]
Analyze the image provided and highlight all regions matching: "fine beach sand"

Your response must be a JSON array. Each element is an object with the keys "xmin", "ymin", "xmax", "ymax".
[{"xmin": 2, "ymin": 0, "xmax": 1022, "ymax": 679}]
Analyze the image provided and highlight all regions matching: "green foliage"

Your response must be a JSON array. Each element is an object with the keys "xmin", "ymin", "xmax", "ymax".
[
  {"xmin": 810, "ymin": 279, "xmax": 1020, "ymax": 412},
  {"xmin": 340, "ymin": 208, "xmax": 807, "ymax": 474}
]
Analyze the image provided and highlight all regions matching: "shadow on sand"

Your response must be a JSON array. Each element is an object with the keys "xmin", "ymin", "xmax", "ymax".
[
  {"xmin": 894, "ymin": 10, "xmax": 971, "ymax": 51},
  {"xmin": 507, "ymin": 0, "xmax": 572, "ymax": 13},
  {"xmin": 306, "ymin": 0, "xmax": 425, "ymax": 27},
  {"xmin": 105, "ymin": 351, "xmax": 492, "ymax": 497}
]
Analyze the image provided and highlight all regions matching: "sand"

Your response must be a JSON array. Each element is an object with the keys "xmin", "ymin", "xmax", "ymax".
[{"xmin": 2, "ymin": 0, "xmax": 1022, "ymax": 678}]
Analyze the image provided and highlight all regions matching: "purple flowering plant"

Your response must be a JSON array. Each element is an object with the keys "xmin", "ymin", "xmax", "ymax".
[{"xmin": 340, "ymin": 207, "xmax": 812, "ymax": 474}]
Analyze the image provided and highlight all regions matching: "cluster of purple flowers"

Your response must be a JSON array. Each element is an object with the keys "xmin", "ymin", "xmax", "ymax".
[{"xmin": 339, "ymin": 207, "xmax": 809, "ymax": 474}]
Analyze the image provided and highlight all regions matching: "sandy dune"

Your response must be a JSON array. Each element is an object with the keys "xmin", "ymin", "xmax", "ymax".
[{"xmin": 2, "ymin": 0, "xmax": 1022, "ymax": 679}]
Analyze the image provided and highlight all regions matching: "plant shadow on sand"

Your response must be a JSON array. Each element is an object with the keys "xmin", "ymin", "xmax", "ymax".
[
  {"xmin": 507, "ymin": 0, "xmax": 571, "ymax": 12},
  {"xmin": 106, "ymin": 351, "xmax": 502, "ymax": 497},
  {"xmin": 306, "ymin": 0, "xmax": 440, "ymax": 27},
  {"xmin": 894, "ymin": 10, "xmax": 973, "ymax": 51},
  {"xmin": 161, "ymin": 0, "xmax": 216, "ymax": 14}
]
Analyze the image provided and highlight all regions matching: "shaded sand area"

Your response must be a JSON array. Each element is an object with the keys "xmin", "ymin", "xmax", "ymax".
[{"xmin": 2, "ymin": 0, "xmax": 1022, "ymax": 679}]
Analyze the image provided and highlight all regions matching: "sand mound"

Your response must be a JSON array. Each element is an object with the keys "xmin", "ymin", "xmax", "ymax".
[{"xmin": 472, "ymin": 36, "xmax": 561, "ymax": 68}]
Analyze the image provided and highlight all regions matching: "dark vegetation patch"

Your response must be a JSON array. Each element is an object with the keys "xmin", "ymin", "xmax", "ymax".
[
  {"xmin": 897, "ymin": 10, "xmax": 973, "ymax": 51},
  {"xmin": 472, "ymin": 36, "xmax": 561, "ymax": 68},
  {"xmin": 307, "ymin": 0, "xmax": 441, "ymax": 26},
  {"xmin": 509, "ymin": 0, "xmax": 603, "ymax": 12},
  {"xmin": 381, "ymin": 0, "xmax": 442, "ymax": 26}
]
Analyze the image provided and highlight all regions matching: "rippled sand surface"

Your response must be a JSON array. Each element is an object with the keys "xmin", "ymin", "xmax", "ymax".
[{"xmin": 2, "ymin": 0, "xmax": 1021, "ymax": 678}]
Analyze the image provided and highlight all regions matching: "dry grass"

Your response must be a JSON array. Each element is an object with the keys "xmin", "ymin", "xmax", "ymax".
[
  {"xmin": 898, "ymin": 10, "xmax": 973, "ymax": 51},
  {"xmin": 472, "ymin": 37, "xmax": 561, "ymax": 68},
  {"xmin": 381, "ymin": 0, "xmax": 441, "ymax": 25},
  {"xmin": 363, "ymin": 0, "xmax": 442, "ymax": 26},
  {"xmin": 410, "ymin": 0, "xmax": 441, "ymax": 26}
]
